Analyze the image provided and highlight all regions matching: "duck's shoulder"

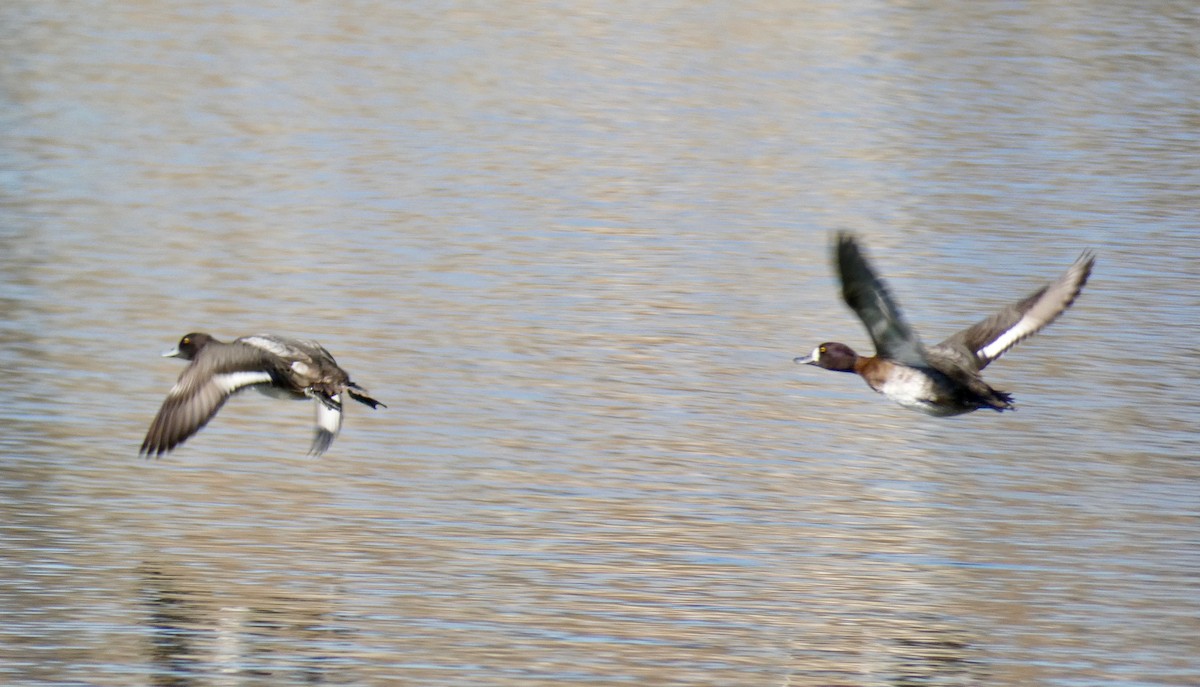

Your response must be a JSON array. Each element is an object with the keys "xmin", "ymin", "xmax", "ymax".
[
  {"xmin": 924, "ymin": 345, "xmax": 980, "ymax": 379},
  {"xmin": 234, "ymin": 336, "xmax": 344, "ymax": 384},
  {"xmin": 233, "ymin": 334, "xmax": 329, "ymax": 360},
  {"xmin": 235, "ymin": 334, "xmax": 298, "ymax": 357}
]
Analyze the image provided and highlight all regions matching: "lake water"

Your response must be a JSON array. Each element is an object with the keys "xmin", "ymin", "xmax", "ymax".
[{"xmin": 1, "ymin": 2, "xmax": 1197, "ymax": 685}]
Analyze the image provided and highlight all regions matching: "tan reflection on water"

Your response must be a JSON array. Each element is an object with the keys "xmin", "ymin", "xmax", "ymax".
[{"xmin": 114, "ymin": 448, "xmax": 981, "ymax": 686}]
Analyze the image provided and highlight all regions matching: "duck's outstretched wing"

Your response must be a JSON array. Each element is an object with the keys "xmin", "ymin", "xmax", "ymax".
[
  {"xmin": 836, "ymin": 233, "xmax": 928, "ymax": 368},
  {"xmin": 937, "ymin": 251, "xmax": 1094, "ymax": 371},
  {"xmin": 140, "ymin": 360, "xmax": 273, "ymax": 457}
]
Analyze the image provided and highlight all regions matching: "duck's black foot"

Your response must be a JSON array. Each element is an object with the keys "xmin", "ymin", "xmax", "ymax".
[{"xmin": 313, "ymin": 392, "xmax": 343, "ymax": 412}]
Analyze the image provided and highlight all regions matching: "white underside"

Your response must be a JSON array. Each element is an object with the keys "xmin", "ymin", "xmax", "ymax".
[{"xmin": 875, "ymin": 366, "xmax": 959, "ymax": 417}]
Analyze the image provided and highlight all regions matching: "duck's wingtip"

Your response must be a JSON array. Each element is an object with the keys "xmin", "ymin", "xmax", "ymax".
[
  {"xmin": 834, "ymin": 231, "xmax": 861, "ymax": 252},
  {"xmin": 309, "ymin": 429, "xmax": 335, "ymax": 456},
  {"xmin": 1068, "ymin": 250, "xmax": 1096, "ymax": 294}
]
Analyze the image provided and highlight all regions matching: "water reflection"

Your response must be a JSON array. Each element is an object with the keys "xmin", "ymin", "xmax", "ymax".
[
  {"xmin": 139, "ymin": 564, "xmax": 346, "ymax": 686},
  {"xmin": 783, "ymin": 617, "xmax": 979, "ymax": 687}
]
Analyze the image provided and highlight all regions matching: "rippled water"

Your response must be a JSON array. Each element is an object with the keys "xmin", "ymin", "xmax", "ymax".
[{"xmin": 2, "ymin": 1, "xmax": 1198, "ymax": 685}]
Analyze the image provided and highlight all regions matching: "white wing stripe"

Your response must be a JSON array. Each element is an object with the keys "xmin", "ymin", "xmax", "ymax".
[
  {"xmin": 213, "ymin": 371, "xmax": 274, "ymax": 394},
  {"xmin": 977, "ymin": 315, "xmax": 1039, "ymax": 361}
]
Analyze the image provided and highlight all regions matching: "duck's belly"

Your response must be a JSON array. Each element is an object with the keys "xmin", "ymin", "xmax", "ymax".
[{"xmin": 873, "ymin": 366, "xmax": 969, "ymax": 417}]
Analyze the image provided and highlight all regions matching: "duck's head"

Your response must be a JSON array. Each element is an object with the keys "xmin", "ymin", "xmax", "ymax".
[
  {"xmin": 163, "ymin": 332, "xmax": 216, "ymax": 360},
  {"xmin": 793, "ymin": 342, "xmax": 859, "ymax": 372}
]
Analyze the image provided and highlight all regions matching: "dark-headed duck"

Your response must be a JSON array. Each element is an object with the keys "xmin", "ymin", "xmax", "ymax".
[{"xmin": 795, "ymin": 234, "xmax": 1094, "ymax": 416}]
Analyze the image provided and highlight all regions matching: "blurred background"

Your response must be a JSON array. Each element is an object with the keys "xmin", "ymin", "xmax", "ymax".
[{"xmin": 1, "ymin": 1, "xmax": 1197, "ymax": 685}]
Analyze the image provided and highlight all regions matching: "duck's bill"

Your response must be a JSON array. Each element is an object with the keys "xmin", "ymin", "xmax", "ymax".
[
  {"xmin": 793, "ymin": 346, "xmax": 820, "ymax": 365},
  {"xmin": 162, "ymin": 346, "xmax": 182, "ymax": 358}
]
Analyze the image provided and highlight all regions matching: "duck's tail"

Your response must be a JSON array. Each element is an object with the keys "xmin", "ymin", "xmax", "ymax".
[
  {"xmin": 987, "ymin": 389, "xmax": 1015, "ymax": 412},
  {"xmin": 347, "ymin": 382, "xmax": 386, "ymax": 409}
]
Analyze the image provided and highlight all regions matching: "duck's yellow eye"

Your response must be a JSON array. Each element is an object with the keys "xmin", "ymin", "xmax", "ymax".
[
  {"xmin": 820, "ymin": 346, "xmax": 827, "ymax": 353},
  {"xmin": 182, "ymin": 337, "xmax": 191, "ymax": 345}
]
